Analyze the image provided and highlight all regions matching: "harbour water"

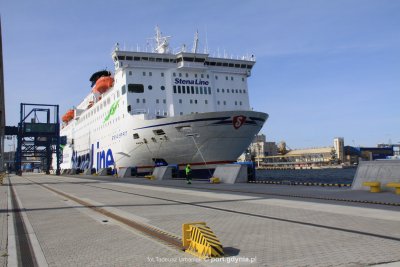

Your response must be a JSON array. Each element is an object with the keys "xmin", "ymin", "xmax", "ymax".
[{"xmin": 256, "ymin": 167, "xmax": 357, "ymax": 184}]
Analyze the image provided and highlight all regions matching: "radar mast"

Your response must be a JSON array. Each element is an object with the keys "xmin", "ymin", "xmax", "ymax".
[{"xmin": 154, "ymin": 26, "xmax": 171, "ymax": 54}]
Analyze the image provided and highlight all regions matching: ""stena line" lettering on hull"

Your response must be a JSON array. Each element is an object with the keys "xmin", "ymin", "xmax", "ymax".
[
  {"xmin": 174, "ymin": 78, "xmax": 209, "ymax": 85},
  {"xmin": 71, "ymin": 142, "xmax": 115, "ymax": 171}
]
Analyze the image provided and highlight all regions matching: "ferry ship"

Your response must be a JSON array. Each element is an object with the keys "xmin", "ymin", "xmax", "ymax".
[{"xmin": 56, "ymin": 27, "xmax": 268, "ymax": 175}]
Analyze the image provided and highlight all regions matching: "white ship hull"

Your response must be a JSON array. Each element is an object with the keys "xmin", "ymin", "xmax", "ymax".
[
  {"xmin": 55, "ymin": 28, "xmax": 268, "ymax": 176},
  {"xmin": 59, "ymin": 110, "xmax": 267, "ymax": 173}
]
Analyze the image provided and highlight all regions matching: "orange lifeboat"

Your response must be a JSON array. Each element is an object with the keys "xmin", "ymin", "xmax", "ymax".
[
  {"xmin": 92, "ymin": 76, "xmax": 114, "ymax": 94},
  {"xmin": 62, "ymin": 109, "xmax": 74, "ymax": 123}
]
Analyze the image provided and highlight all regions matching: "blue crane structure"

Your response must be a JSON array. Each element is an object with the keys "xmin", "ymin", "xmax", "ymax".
[{"xmin": 11, "ymin": 103, "xmax": 62, "ymax": 175}]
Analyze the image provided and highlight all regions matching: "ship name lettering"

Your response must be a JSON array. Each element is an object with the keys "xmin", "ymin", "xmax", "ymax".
[{"xmin": 174, "ymin": 78, "xmax": 209, "ymax": 85}]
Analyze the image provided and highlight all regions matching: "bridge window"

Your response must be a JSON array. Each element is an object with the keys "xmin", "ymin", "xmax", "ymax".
[{"xmin": 128, "ymin": 84, "xmax": 144, "ymax": 93}]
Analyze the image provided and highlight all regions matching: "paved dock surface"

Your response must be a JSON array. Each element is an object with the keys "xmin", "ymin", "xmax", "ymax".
[{"xmin": 4, "ymin": 173, "xmax": 400, "ymax": 266}]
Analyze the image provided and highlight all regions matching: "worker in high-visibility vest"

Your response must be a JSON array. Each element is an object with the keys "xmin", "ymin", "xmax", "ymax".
[{"xmin": 185, "ymin": 164, "xmax": 192, "ymax": 184}]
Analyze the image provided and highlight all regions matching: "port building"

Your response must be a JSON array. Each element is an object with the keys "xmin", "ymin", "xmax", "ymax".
[{"xmin": 242, "ymin": 135, "xmax": 396, "ymax": 169}]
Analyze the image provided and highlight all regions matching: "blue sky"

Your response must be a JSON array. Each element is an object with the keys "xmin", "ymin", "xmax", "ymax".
[{"xmin": 1, "ymin": 0, "xmax": 399, "ymax": 149}]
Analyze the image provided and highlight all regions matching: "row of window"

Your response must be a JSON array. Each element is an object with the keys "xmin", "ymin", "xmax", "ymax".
[
  {"xmin": 77, "ymin": 91, "xmax": 121, "ymax": 124},
  {"xmin": 115, "ymin": 55, "xmax": 253, "ymax": 69},
  {"xmin": 173, "ymin": 85, "xmax": 212, "ymax": 95},
  {"xmin": 172, "ymin": 72, "xmax": 209, "ymax": 79},
  {"xmin": 122, "ymin": 84, "xmax": 166, "ymax": 94},
  {"xmin": 138, "ymin": 71, "xmax": 245, "ymax": 82},
  {"xmin": 177, "ymin": 99, "xmax": 207, "ymax": 104},
  {"xmin": 217, "ymin": 88, "xmax": 246, "ymax": 94},
  {"xmin": 217, "ymin": 100, "xmax": 243, "ymax": 106},
  {"xmin": 134, "ymin": 99, "xmax": 167, "ymax": 104},
  {"xmin": 133, "ymin": 98, "xmax": 243, "ymax": 106},
  {"xmin": 121, "ymin": 83, "xmax": 247, "ymax": 96}
]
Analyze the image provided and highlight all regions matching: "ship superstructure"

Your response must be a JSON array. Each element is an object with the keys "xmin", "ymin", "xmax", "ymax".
[{"xmin": 57, "ymin": 27, "xmax": 268, "ymax": 174}]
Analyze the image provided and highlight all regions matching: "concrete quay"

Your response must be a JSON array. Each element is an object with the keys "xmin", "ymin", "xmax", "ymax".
[{"xmin": 2, "ymin": 173, "xmax": 400, "ymax": 267}]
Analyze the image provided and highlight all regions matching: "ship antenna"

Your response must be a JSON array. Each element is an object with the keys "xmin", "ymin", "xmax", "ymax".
[
  {"xmin": 154, "ymin": 26, "xmax": 171, "ymax": 54},
  {"xmin": 192, "ymin": 30, "xmax": 199, "ymax": 54},
  {"xmin": 204, "ymin": 26, "xmax": 209, "ymax": 54}
]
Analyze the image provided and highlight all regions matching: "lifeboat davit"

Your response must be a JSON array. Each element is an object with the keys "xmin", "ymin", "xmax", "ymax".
[
  {"xmin": 87, "ymin": 101, "xmax": 94, "ymax": 109},
  {"xmin": 62, "ymin": 109, "xmax": 74, "ymax": 123},
  {"xmin": 92, "ymin": 76, "xmax": 114, "ymax": 94}
]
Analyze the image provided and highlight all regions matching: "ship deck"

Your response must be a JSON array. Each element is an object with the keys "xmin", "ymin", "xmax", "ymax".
[{"xmin": 3, "ymin": 173, "xmax": 400, "ymax": 266}]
